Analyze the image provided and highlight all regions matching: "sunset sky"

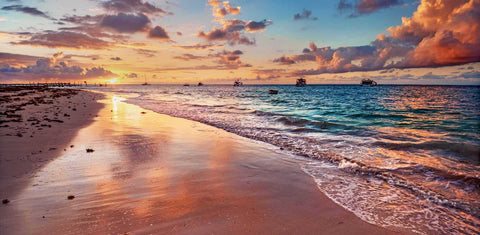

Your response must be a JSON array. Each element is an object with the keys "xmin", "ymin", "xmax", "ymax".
[{"xmin": 0, "ymin": 0, "xmax": 479, "ymax": 84}]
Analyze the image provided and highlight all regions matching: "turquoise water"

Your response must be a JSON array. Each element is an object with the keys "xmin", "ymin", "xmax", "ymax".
[{"xmin": 94, "ymin": 84, "xmax": 480, "ymax": 234}]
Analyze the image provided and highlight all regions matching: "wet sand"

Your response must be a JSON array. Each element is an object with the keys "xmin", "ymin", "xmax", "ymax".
[
  {"xmin": 0, "ymin": 92, "xmax": 399, "ymax": 234},
  {"xmin": 0, "ymin": 87, "xmax": 104, "ymax": 197}
]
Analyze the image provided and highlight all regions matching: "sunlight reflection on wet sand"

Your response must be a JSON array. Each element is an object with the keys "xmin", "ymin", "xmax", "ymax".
[{"xmin": 6, "ymin": 94, "xmax": 394, "ymax": 234}]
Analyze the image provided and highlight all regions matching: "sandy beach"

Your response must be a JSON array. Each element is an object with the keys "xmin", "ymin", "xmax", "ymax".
[{"xmin": 0, "ymin": 89, "xmax": 401, "ymax": 234}]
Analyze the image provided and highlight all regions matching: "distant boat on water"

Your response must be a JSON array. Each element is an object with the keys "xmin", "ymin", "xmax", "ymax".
[
  {"xmin": 184, "ymin": 84, "xmax": 190, "ymax": 86},
  {"xmin": 233, "ymin": 79, "xmax": 243, "ymax": 87},
  {"xmin": 142, "ymin": 74, "xmax": 150, "ymax": 85},
  {"xmin": 198, "ymin": 82, "xmax": 204, "ymax": 86},
  {"xmin": 360, "ymin": 79, "xmax": 377, "ymax": 86},
  {"xmin": 296, "ymin": 78, "xmax": 306, "ymax": 87}
]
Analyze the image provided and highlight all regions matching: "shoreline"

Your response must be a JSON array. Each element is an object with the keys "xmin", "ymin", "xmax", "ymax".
[
  {"xmin": 0, "ymin": 87, "xmax": 104, "ymax": 198},
  {"xmin": 1, "ymin": 90, "xmax": 401, "ymax": 234}
]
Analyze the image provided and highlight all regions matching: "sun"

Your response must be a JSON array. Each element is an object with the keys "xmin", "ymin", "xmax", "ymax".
[{"xmin": 107, "ymin": 78, "xmax": 118, "ymax": 84}]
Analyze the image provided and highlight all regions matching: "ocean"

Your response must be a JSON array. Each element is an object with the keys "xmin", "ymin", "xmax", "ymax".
[{"xmin": 91, "ymin": 84, "xmax": 480, "ymax": 234}]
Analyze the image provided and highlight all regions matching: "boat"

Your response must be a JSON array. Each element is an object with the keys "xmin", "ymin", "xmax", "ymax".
[
  {"xmin": 183, "ymin": 84, "xmax": 189, "ymax": 86},
  {"xmin": 269, "ymin": 90, "xmax": 278, "ymax": 94},
  {"xmin": 360, "ymin": 79, "xmax": 377, "ymax": 86},
  {"xmin": 233, "ymin": 79, "xmax": 243, "ymax": 87},
  {"xmin": 296, "ymin": 78, "xmax": 306, "ymax": 87},
  {"xmin": 142, "ymin": 74, "xmax": 150, "ymax": 85},
  {"xmin": 198, "ymin": 82, "xmax": 204, "ymax": 86}
]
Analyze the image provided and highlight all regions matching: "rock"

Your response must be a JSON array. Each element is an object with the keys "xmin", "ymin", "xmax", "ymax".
[
  {"xmin": 2, "ymin": 199, "xmax": 9, "ymax": 204},
  {"xmin": 70, "ymin": 145, "xmax": 74, "ymax": 148},
  {"xmin": 67, "ymin": 195, "xmax": 75, "ymax": 200},
  {"xmin": 86, "ymin": 148, "xmax": 94, "ymax": 153},
  {"xmin": 141, "ymin": 112, "xmax": 146, "ymax": 114}
]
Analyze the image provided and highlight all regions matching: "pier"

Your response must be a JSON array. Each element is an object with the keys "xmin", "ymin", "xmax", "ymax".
[{"xmin": 0, "ymin": 82, "xmax": 106, "ymax": 88}]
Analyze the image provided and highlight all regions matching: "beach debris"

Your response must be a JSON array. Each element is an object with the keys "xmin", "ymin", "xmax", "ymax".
[
  {"xmin": 67, "ymin": 195, "xmax": 75, "ymax": 200},
  {"xmin": 2, "ymin": 199, "xmax": 9, "ymax": 204},
  {"xmin": 141, "ymin": 111, "xmax": 146, "ymax": 114},
  {"xmin": 86, "ymin": 148, "xmax": 94, "ymax": 153}
]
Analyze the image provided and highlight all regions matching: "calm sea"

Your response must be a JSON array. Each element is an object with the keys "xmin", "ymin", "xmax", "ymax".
[{"xmin": 92, "ymin": 84, "xmax": 480, "ymax": 234}]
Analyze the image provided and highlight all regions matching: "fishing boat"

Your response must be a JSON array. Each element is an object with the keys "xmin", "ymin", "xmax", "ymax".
[
  {"xmin": 233, "ymin": 79, "xmax": 243, "ymax": 87},
  {"xmin": 296, "ymin": 78, "xmax": 306, "ymax": 87},
  {"xmin": 360, "ymin": 79, "xmax": 377, "ymax": 86}
]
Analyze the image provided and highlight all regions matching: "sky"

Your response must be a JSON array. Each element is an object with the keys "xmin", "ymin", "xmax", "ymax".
[{"xmin": 0, "ymin": 0, "xmax": 479, "ymax": 84}]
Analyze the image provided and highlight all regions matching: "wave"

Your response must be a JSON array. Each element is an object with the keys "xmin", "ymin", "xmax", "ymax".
[{"xmin": 121, "ymin": 91, "xmax": 480, "ymax": 234}]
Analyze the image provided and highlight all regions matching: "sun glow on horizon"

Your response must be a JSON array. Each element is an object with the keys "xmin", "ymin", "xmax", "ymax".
[{"xmin": 107, "ymin": 78, "xmax": 118, "ymax": 84}]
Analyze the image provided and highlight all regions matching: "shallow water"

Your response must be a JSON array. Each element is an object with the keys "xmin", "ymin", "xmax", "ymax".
[{"xmin": 92, "ymin": 84, "xmax": 480, "ymax": 234}]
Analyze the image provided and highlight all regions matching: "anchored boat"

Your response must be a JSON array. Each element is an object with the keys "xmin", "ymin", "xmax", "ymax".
[
  {"xmin": 296, "ymin": 78, "xmax": 306, "ymax": 87},
  {"xmin": 360, "ymin": 79, "xmax": 377, "ymax": 86},
  {"xmin": 233, "ymin": 79, "xmax": 243, "ymax": 87}
]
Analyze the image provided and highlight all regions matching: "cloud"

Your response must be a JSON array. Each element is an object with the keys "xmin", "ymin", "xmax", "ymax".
[
  {"xmin": 198, "ymin": 27, "xmax": 255, "ymax": 45},
  {"xmin": 273, "ymin": 55, "xmax": 296, "ymax": 65},
  {"xmin": 293, "ymin": 9, "xmax": 318, "ymax": 20},
  {"xmin": 100, "ymin": 13, "xmax": 150, "ymax": 33},
  {"xmin": 455, "ymin": 70, "xmax": 480, "ymax": 79},
  {"xmin": 148, "ymin": 25, "xmax": 169, "ymax": 40},
  {"xmin": 1, "ymin": 4, "xmax": 54, "ymax": 20},
  {"xmin": 173, "ymin": 54, "xmax": 207, "ymax": 61},
  {"xmin": 252, "ymin": 68, "xmax": 286, "ymax": 80},
  {"xmin": 172, "ymin": 50, "xmax": 250, "ymax": 69},
  {"xmin": 275, "ymin": 0, "xmax": 480, "ymax": 74},
  {"xmin": 173, "ymin": 43, "xmax": 220, "ymax": 50},
  {"xmin": 0, "ymin": 52, "xmax": 40, "ymax": 67},
  {"xmin": 11, "ymin": 31, "xmax": 111, "ymax": 50},
  {"xmin": 110, "ymin": 56, "xmax": 122, "ymax": 60},
  {"xmin": 338, "ymin": 0, "xmax": 404, "ymax": 17},
  {"xmin": 211, "ymin": 50, "xmax": 251, "ymax": 69},
  {"xmin": 207, "ymin": 0, "xmax": 241, "ymax": 18},
  {"xmin": 245, "ymin": 20, "xmax": 273, "ymax": 32},
  {"xmin": 101, "ymin": 0, "xmax": 166, "ymax": 14},
  {"xmin": 198, "ymin": 19, "xmax": 272, "ymax": 45},
  {"xmin": 123, "ymin": 72, "xmax": 138, "ymax": 78},
  {"xmin": 0, "ymin": 55, "xmax": 116, "ymax": 81},
  {"xmin": 134, "ymin": 48, "xmax": 156, "ymax": 57}
]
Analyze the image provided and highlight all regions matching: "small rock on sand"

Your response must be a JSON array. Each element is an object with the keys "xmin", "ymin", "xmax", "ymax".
[
  {"xmin": 2, "ymin": 199, "xmax": 10, "ymax": 204},
  {"xmin": 70, "ymin": 145, "xmax": 74, "ymax": 148},
  {"xmin": 141, "ymin": 112, "xmax": 146, "ymax": 114},
  {"xmin": 86, "ymin": 148, "xmax": 94, "ymax": 153},
  {"xmin": 67, "ymin": 195, "xmax": 75, "ymax": 200}
]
